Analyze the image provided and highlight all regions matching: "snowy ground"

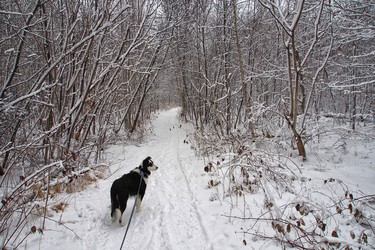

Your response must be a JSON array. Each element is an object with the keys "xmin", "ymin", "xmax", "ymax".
[
  {"xmin": 21, "ymin": 108, "xmax": 374, "ymax": 249},
  {"xmin": 22, "ymin": 108, "xmax": 243, "ymax": 249}
]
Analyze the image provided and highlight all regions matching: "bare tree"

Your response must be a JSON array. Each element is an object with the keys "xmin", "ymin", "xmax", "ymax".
[
  {"xmin": 257, "ymin": 0, "xmax": 336, "ymax": 160},
  {"xmin": 0, "ymin": 0, "xmax": 173, "ymax": 247}
]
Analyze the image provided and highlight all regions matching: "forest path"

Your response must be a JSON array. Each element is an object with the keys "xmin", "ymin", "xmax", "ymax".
[
  {"xmin": 24, "ymin": 108, "xmax": 214, "ymax": 250},
  {"xmin": 123, "ymin": 108, "xmax": 212, "ymax": 250}
]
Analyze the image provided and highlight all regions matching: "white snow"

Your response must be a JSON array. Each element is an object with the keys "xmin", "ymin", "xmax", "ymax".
[
  {"xmin": 20, "ymin": 108, "xmax": 375, "ymax": 250},
  {"xmin": 4, "ymin": 48, "xmax": 15, "ymax": 54}
]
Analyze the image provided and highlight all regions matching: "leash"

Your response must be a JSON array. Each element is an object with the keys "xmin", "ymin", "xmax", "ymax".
[{"xmin": 119, "ymin": 171, "xmax": 144, "ymax": 250}]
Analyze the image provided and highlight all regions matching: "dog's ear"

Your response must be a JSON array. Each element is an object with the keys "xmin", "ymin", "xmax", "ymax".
[
  {"xmin": 142, "ymin": 157, "xmax": 152, "ymax": 168},
  {"xmin": 146, "ymin": 156, "xmax": 152, "ymax": 165}
]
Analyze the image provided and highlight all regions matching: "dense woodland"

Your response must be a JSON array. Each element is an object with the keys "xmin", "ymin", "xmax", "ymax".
[{"xmin": 0, "ymin": 0, "xmax": 374, "ymax": 247}]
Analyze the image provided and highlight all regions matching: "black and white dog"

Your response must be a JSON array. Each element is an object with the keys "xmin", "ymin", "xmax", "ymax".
[{"xmin": 110, "ymin": 156, "xmax": 158, "ymax": 226}]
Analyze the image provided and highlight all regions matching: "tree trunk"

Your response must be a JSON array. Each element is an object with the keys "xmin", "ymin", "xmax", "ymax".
[{"xmin": 232, "ymin": 0, "xmax": 255, "ymax": 137}]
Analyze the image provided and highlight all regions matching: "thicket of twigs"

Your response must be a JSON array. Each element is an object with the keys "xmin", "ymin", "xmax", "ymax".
[
  {"xmin": 193, "ymin": 116, "xmax": 374, "ymax": 249},
  {"xmin": 0, "ymin": 161, "xmax": 110, "ymax": 249}
]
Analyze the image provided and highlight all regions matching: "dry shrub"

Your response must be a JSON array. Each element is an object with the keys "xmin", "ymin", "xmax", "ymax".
[
  {"xmin": 83, "ymin": 171, "xmax": 97, "ymax": 183},
  {"xmin": 32, "ymin": 182, "xmax": 44, "ymax": 199},
  {"xmin": 65, "ymin": 172, "xmax": 97, "ymax": 193},
  {"xmin": 92, "ymin": 164, "xmax": 110, "ymax": 179},
  {"xmin": 33, "ymin": 204, "xmax": 48, "ymax": 216},
  {"xmin": 50, "ymin": 182, "xmax": 64, "ymax": 194},
  {"xmin": 51, "ymin": 202, "xmax": 68, "ymax": 213},
  {"xmin": 48, "ymin": 164, "xmax": 110, "ymax": 194}
]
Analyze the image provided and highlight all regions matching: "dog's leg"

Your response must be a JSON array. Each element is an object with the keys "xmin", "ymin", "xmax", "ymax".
[
  {"xmin": 119, "ymin": 193, "xmax": 129, "ymax": 226},
  {"xmin": 111, "ymin": 208, "xmax": 116, "ymax": 222},
  {"xmin": 111, "ymin": 199, "xmax": 120, "ymax": 223},
  {"xmin": 110, "ymin": 190, "xmax": 119, "ymax": 222},
  {"xmin": 119, "ymin": 209, "xmax": 125, "ymax": 226},
  {"xmin": 119, "ymin": 210, "xmax": 126, "ymax": 227},
  {"xmin": 136, "ymin": 195, "xmax": 142, "ymax": 212},
  {"xmin": 111, "ymin": 209, "xmax": 116, "ymax": 222},
  {"xmin": 112, "ymin": 209, "xmax": 121, "ymax": 223}
]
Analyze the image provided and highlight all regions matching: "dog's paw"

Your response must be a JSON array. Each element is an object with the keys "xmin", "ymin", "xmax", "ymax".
[
  {"xmin": 120, "ymin": 220, "xmax": 126, "ymax": 227},
  {"xmin": 136, "ymin": 204, "xmax": 142, "ymax": 212}
]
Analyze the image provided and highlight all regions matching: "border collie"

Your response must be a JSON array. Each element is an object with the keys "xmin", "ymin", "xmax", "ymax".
[{"xmin": 110, "ymin": 156, "xmax": 158, "ymax": 226}]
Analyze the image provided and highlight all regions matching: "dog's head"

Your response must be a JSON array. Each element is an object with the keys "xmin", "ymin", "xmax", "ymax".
[{"xmin": 141, "ymin": 156, "xmax": 158, "ymax": 172}]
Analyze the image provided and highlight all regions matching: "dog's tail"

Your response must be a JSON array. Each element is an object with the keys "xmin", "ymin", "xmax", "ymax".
[{"xmin": 110, "ymin": 187, "xmax": 119, "ymax": 219}]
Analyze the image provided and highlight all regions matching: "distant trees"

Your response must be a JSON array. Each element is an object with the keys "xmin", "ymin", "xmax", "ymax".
[
  {"xmin": 1, "ymin": 0, "xmax": 373, "ymax": 187},
  {"xmin": 326, "ymin": 0, "xmax": 375, "ymax": 129},
  {"xmin": 167, "ymin": 0, "xmax": 374, "ymax": 158}
]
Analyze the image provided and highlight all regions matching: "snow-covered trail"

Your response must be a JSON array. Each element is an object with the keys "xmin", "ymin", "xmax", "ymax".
[
  {"xmin": 24, "ymin": 108, "xmax": 215, "ymax": 250},
  {"xmin": 124, "ymin": 108, "xmax": 212, "ymax": 250}
]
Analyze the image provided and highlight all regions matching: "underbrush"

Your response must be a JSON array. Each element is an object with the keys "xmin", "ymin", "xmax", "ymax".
[
  {"xmin": 192, "ymin": 120, "xmax": 375, "ymax": 249},
  {"xmin": 0, "ymin": 163, "xmax": 110, "ymax": 249},
  {"xmin": 0, "ymin": 118, "xmax": 155, "ymax": 249}
]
